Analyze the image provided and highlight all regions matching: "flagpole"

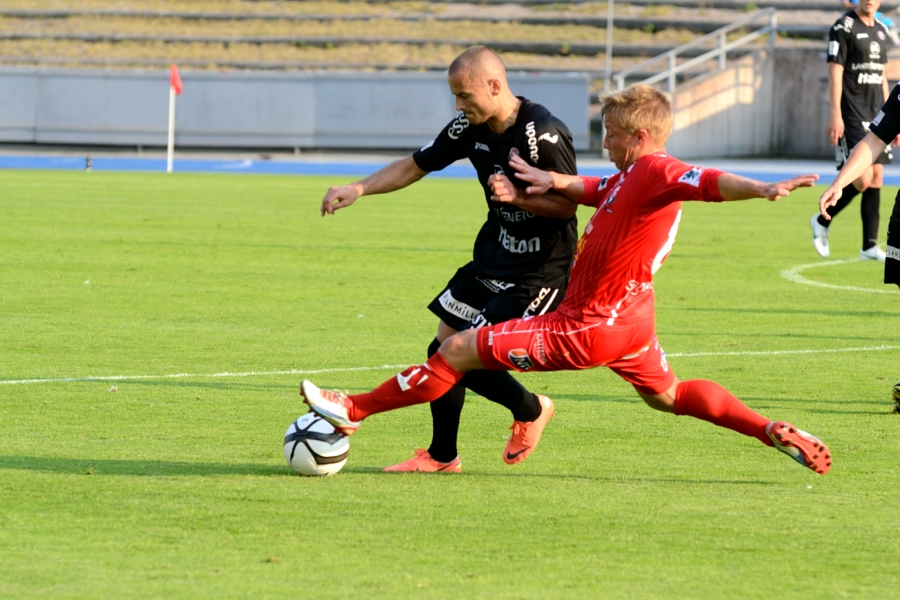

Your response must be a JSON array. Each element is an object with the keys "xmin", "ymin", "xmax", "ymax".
[
  {"xmin": 166, "ymin": 86, "xmax": 176, "ymax": 173},
  {"xmin": 604, "ymin": 0, "xmax": 614, "ymax": 92}
]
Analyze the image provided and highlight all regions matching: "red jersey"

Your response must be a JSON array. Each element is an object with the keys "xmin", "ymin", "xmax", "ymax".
[{"xmin": 557, "ymin": 153, "xmax": 723, "ymax": 325}]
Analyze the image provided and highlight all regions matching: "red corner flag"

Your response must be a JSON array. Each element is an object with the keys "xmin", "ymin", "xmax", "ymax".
[{"xmin": 169, "ymin": 64, "xmax": 183, "ymax": 96}]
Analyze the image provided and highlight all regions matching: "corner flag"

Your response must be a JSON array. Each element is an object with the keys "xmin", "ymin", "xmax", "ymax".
[
  {"xmin": 167, "ymin": 64, "xmax": 182, "ymax": 173},
  {"xmin": 170, "ymin": 64, "xmax": 183, "ymax": 96}
]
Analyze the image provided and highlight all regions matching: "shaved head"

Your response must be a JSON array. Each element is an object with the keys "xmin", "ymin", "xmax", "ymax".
[
  {"xmin": 447, "ymin": 45, "xmax": 519, "ymax": 132},
  {"xmin": 448, "ymin": 46, "xmax": 508, "ymax": 85}
]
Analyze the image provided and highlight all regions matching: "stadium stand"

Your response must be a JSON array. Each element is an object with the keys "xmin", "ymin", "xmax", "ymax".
[
  {"xmin": 1, "ymin": 0, "xmax": 897, "ymax": 156},
  {"xmin": 0, "ymin": 0, "xmax": 872, "ymax": 77}
]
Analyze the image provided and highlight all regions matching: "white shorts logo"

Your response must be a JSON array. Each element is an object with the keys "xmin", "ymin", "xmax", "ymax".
[
  {"xmin": 887, "ymin": 245, "xmax": 900, "ymax": 260},
  {"xmin": 438, "ymin": 290, "xmax": 480, "ymax": 321}
]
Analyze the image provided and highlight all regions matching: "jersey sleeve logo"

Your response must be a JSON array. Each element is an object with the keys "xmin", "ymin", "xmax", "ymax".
[
  {"xmin": 420, "ymin": 138, "xmax": 435, "ymax": 152},
  {"xmin": 678, "ymin": 167, "xmax": 703, "ymax": 187},
  {"xmin": 829, "ymin": 41, "xmax": 840, "ymax": 56},
  {"xmin": 538, "ymin": 133, "xmax": 559, "ymax": 144},
  {"xmin": 447, "ymin": 113, "xmax": 471, "ymax": 140},
  {"xmin": 873, "ymin": 110, "xmax": 885, "ymax": 126}
]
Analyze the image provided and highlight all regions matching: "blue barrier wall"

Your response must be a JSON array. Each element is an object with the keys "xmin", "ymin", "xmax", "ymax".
[{"xmin": 0, "ymin": 67, "xmax": 590, "ymax": 150}]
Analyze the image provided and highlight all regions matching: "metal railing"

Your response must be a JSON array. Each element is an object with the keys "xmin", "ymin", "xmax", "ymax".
[{"xmin": 613, "ymin": 8, "xmax": 777, "ymax": 92}]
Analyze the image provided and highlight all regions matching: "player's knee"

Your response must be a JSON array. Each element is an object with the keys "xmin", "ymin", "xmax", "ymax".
[
  {"xmin": 635, "ymin": 386, "xmax": 676, "ymax": 413},
  {"xmin": 872, "ymin": 165, "xmax": 885, "ymax": 188},
  {"xmin": 438, "ymin": 330, "xmax": 481, "ymax": 371}
]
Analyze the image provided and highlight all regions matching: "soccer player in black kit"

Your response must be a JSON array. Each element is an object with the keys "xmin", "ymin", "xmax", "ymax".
[
  {"xmin": 318, "ymin": 46, "xmax": 578, "ymax": 472},
  {"xmin": 814, "ymin": 0, "xmax": 891, "ymax": 260},
  {"xmin": 820, "ymin": 81, "xmax": 900, "ymax": 288}
]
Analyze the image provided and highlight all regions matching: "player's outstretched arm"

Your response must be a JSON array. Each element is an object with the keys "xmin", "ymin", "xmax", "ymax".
[
  {"xmin": 320, "ymin": 155, "xmax": 427, "ymax": 216},
  {"xmin": 506, "ymin": 155, "xmax": 585, "ymax": 200},
  {"xmin": 717, "ymin": 172, "xmax": 819, "ymax": 202},
  {"xmin": 819, "ymin": 132, "xmax": 886, "ymax": 218}
]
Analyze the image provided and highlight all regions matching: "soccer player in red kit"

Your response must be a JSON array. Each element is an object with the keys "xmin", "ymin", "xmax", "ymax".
[{"xmin": 301, "ymin": 84, "xmax": 833, "ymax": 475}]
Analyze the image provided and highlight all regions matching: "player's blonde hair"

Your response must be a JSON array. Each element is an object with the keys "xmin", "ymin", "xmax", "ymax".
[{"xmin": 600, "ymin": 84, "xmax": 673, "ymax": 143}]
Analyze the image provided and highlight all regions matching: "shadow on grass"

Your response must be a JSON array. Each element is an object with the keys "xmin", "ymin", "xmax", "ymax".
[
  {"xmin": 0, "ymin": 456, "xmax": 788, "ymax": 486},
  {"xmin": 0, "ymin": 455, "xmax": 288, "ymax": 477},
  {"xmin": 340, "ymin": 465, "xmax": 778, "ymax": 486}
]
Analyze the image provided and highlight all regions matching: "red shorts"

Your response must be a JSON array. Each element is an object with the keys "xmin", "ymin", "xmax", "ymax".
[{"xmin": 476, "ymin": 311, "xmax": 675, "ymax": 395}]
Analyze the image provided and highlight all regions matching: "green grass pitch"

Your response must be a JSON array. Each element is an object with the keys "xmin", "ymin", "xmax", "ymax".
[{"xmin": 1, "ymin": 169, "xmax": 899, "ymax": 598}]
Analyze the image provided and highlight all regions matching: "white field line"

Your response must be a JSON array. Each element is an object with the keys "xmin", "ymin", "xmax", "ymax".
[
  {"xmin": 2, "ymin": 345, "xmax": 899, "ymax": 386},
  {"xmin": 0, "ymin": 364, "xmax": 409, "ymax": 386},
  {"xmin": 781, "ymin": 259, "xmax": 900, "ymax": 294}
]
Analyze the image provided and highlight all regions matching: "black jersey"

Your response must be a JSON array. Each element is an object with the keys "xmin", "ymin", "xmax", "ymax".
[
  {"xmin": 413, "ymin": 97, "xmax": 578, "ymax": 280},
  {"xmin": 828, "ymin": 10, "xmax": 891, "ymax": 122},
  {"xmin": 869, "ymin": 82, "xmax": 900, "ymax": 142}
]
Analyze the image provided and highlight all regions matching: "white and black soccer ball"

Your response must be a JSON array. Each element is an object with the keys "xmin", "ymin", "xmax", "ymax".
[{"xmin": 283, "ymin": 413, "xmax": 350, "ymax": 476}]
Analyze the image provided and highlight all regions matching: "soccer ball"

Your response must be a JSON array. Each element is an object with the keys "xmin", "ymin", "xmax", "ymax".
[
  {"xmin": 892, "ymin": 382, "xmax": 900, "ymax": 414},
  {"xmin": 283, "ymin": 413, "xmax": 350, "ymax": 476}
]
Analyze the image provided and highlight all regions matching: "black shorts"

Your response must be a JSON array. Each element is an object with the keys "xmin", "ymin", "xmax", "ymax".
[
  {"xmin": 838, "ymin": 119, "xmax": 893, "ymax": 169},
  {"xmin": 427, "ymin": 262, "xmax": 568, "ymax": 331},
  {"xmin": 886, "ymin": 191, "xmax": 900, "ymax": 286}
]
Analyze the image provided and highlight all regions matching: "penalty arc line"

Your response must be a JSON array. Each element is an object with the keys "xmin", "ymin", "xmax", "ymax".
[
  {"xmin": 1, "ymin": 345, "xmax": 899, "ymax": 386},
  {"xmin": 781, "ymin": 259, "xmax": 900, "ymax": 294}
]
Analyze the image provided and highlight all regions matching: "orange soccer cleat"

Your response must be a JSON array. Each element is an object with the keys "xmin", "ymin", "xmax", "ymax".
[
  {"xmin": 766, "ymin": 421, "xmax": 832, "ymax": 475},
  {"xmin": 383, "ymin": 448, "xmax": 462, "ymax": 473},
  {"xmin": 300, "ymin": 379, "xmax": 360, "ymax": 436},
  {"xmin": 503, "ymin": 395, "xmax": 555, "ymax": 465}
]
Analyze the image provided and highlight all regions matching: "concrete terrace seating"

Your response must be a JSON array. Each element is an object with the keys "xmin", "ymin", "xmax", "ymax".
[{"xmin": 0, "ymin": 0, "xmax": 868, "ymax": 78}]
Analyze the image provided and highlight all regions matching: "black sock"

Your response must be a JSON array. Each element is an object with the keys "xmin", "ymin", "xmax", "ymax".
[
  {"xmin": 818, "ymin": 183, "xmax": 860, "ymax": 226},
  {"xmin": 461, "ymin": 370, "xmax": 541, "ymax": 423},
  {"xmin": 427, "ymin": 386, "xmax": 465, "ymax": 463},
  {"xmin": 424, "ymin": 337, "xmax": 464, "ymax": 462},
  {"xmin": 861, "ymin": 187, "xmax": 881, "ymax": 251}
]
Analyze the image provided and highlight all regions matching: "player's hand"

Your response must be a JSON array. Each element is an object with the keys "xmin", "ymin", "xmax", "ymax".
[
  {"xmin": 764, "ymin": 174, "xmax": 819, "ymax": 202},
  {"xmin": 508, "ymin": 155, "xmax": 555, "ymax": 195},
  {"xmin": 818, "ymin": 185, "xmax": 842, "ymax": 219},
  {"xmin": 320, "ymin": 184, "xmax": 361, "ymax": 216},
  {"xmin": 828, "ymin": 114, "xmax": 844, "ymax": 146},
  {"xmin": 488, "ymin": 173, "xmax": 520, "ymax": 203}
]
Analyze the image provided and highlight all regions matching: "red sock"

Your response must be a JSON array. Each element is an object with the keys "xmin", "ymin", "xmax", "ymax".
[
  {"xmin": 349, "ymin": 353, "xmax": 464, "ymax": 421},
  {"xmin": 674, "ymin": 379, "xmax": 773, "ymax": 446}
]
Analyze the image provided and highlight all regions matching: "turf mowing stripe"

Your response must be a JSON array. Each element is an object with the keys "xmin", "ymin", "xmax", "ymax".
[
  {"xmin": 2, "ymin": 345, "xmax": 898, "ymax": 386},
  {"xmin": 667, "ymin": 345, "xmax": 900, "ymax": 358}
]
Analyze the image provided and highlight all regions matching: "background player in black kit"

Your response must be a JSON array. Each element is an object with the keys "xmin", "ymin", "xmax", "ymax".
[
  {"xmin": 318, "ymin": 46, "xmax": 578, "ymax": 472},
  {"xmin": 815, "ymin": 0, "xmax": 892, "ymax": 260},
  {"xmin": 820, "ymin": 80, "xmax": 900, "ymax": 288}
]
